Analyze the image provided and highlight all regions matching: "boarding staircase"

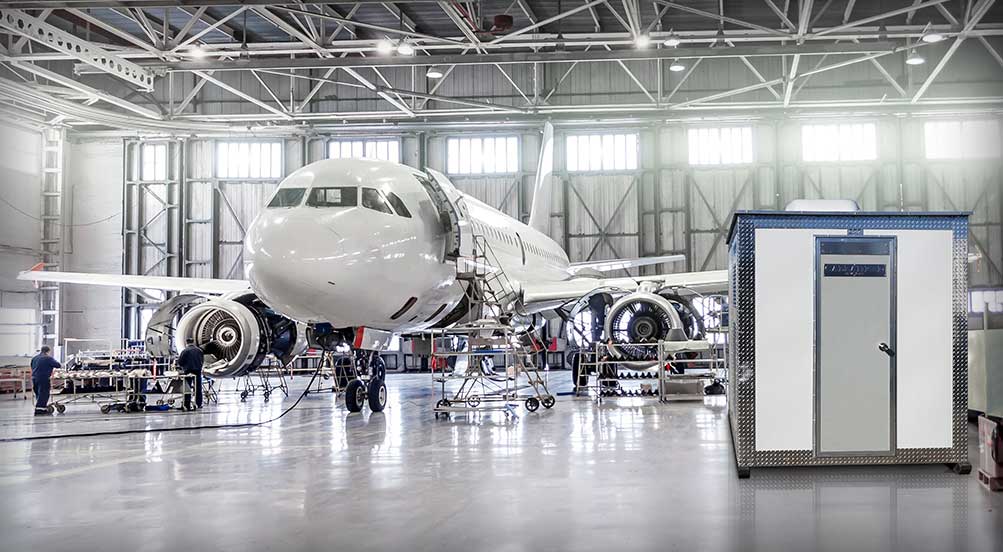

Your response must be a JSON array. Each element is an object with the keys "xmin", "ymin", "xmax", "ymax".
[{"xmin": 431, "ymin": 233, "xmax": 555, "ymax": 415}]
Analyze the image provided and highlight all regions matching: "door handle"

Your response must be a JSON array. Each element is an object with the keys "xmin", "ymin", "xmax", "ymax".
[{"xmin": 878, "ymin": 342, "xmax": 896, "ymax": 357}]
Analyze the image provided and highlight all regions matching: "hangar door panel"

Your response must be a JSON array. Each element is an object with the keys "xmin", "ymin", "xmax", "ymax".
[{"xmin": 816, "ymin": 237, "xmax": 896, "ymax": 456}]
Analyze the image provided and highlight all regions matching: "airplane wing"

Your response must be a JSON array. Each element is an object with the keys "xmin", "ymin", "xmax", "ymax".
[
  {"xmin": 567, "ymin": 254, "xmax": 686, "ymax": 274},
  {"xmin": 17, "ymin": 270, "xmax": 250, "ymax": 295},
  {"xmin": 522, "ymin": 269, "xmax": 729, "ymax": 305}
]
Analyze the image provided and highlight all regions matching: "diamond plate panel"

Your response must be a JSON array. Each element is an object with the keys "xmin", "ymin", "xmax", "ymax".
[{"xmin": 728, "ymin": 213, "xmax": 969, "ymax": 470}]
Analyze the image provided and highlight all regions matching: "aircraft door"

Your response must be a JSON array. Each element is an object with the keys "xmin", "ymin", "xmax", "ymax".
[{"xmin": 421, "ymin": 168, "xmax": 473, "ymax": 262}]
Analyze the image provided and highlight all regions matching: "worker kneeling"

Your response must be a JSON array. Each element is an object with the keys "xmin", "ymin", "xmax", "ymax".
[{"xmin": 176, "ymin": 338, "xmax": 204, "ymax": 410}]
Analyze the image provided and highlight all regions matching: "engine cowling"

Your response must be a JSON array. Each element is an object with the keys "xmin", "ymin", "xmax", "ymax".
[
  {"xmin": 175, "ymin": 298, "xmax": 267, "ymax": 378},
  {"xmin": 604, "ymin": 291, "xmax": 686, "ymax": 361}
]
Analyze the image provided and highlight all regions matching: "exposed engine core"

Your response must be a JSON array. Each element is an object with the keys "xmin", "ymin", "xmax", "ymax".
[
  {"xmin": 175, "ymin": 298, "xmax": 266, "ymax": 378},
  {"xmin": 604, "ymin": 291, "xmax": 686, "ymax": 360}
]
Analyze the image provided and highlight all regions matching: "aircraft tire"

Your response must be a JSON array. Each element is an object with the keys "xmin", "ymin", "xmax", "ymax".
[
  {"xmin": 368, "ymin": 378, "xmax": 387, "ymax": 412},
  {"xmin": 345, "ymin": 380, "xmax": 366, "ymax": 413}
]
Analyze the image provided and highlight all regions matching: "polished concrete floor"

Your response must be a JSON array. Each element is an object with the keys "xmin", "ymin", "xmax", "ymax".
[{"xmin": 0, "ymin": 372, "xmax": 1000, "ymax": 552}]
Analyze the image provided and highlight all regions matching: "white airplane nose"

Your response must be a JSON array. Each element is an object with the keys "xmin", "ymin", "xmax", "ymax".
[{"xmin": 245, "ymin": 213, "xmax": 345, "ymax": 320}]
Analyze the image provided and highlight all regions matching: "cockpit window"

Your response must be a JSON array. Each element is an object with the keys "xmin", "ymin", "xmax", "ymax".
[
  {"xmin": 361, "ymin": 187, "xmax": 394, "ymax": 215},
  {"xmin": 385, "ymin": 192, "xmax": 412, "ymax": 218},
  {"xmin": 267, "ymin": 188, "xmax": 306, "ymax": 208},
  {"xmin": 307, "ymin": 186, "xmax": 358, "ymax": 208}
]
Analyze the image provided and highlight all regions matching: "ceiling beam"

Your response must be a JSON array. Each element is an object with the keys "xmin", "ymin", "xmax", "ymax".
[
  {"xmin": 0, "ymin": 9, "xmax": 156, "ymax": 90},
  {"xmin": 162, "ymin": 41, "xmax": 900, "ymax": 71},
  {"xmin": 912, "ymin": 0, "xmax": 996, "ymax": 103},
  {"xmin": 0, "ymin": 0, "xmax": 454, "ymax": 7}
]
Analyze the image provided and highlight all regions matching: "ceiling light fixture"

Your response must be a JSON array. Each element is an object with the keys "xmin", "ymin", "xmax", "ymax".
[
  {"xmin": 635, "ymin": 34, "xmax": 651, "ymax": 49},
  {"xmin": 669, "ymin": 60, "xmax": 686, "ymax": 72},
  {"xmin": 377, "ymin": 39, "xmax": 394, "ymax": 54},
  {"xmin": 397, "ymin": 41, "xmax": 415, "ymax": 56},
  {"xmin": 426, "ymin": 67, "xmax": 444, "ymax": 79},
  {"xmin": 921, "ymin": 32, "xmax": 945, "ymax": 43},
  {"xmin": 190, "ymin": 46, "xmax": 207, "ymax": 59},
  {"xmin": 906, "ymin": 52, "xmax": 926, "ymax": 65},
  {"xmin": 664, "ymin": 33, "xmax": 681, "ymax": 47}
]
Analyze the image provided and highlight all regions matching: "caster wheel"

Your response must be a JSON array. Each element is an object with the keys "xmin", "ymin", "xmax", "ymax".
[
  {"xmin": 263, "ymin": 392, "xmax": 270, "ymax": 403},
  {"xmin": 541, "ymin": 395, "xmax": 556, "ymax": 409},
  {"xmin": 951, "ymin": 462, "xmax": 972, "ymax": 475},
  {"xmin": 467, "ymin": 395, "xmax": 481, "ymax": 408},
  {"xmin": 345, "ymin": 379, "xmax": 366, "ymax": 413},
  {"xmin": 436, "ymin": 399, "xmax": 451, "ymax": 409},
  {"xmin": 525, "ymin": 397, "xmax": 540, "ymax": 412},
  {"xmin": 368, "ymin": 378, "xmax": 387, "ymax": 412},
  {"xmin": 55, "ymin": 404, "xmax": 66, "ymax": 414},
  {"xmin": 240, "ymin": 391, "xmax": 248, "ymax": 402},
  {"xmin": 737, "ymin": 467, "xmax": 751, "ymax": 479},
  {"xmin": 46, "ymin": 404, "xmax": 55, "ymax": 414},
  {"xmin": 100, "ymin": 405, "xmax": 111, "ymax": 415}
]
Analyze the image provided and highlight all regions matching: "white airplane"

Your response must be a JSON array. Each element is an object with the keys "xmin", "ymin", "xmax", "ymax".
[{"xmin": 19, "ymin": 124, "xmax": 728, "ymax": 410}]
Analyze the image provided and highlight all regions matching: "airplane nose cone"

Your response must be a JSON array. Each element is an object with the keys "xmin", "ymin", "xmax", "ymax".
[{"xmin": 245, "ymin": 212, "xmax": 344, "ymax": 320}]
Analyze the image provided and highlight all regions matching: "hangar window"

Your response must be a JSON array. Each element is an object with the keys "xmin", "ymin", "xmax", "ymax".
[
  {"xmin": 307, "ymin": 187, "xmax": 357, "ymax": 208},
  {"xmin": 140, "ymin": 143, "xmax": 168, "ymax": 181},
  {"xmin": 566, "ymin": 133, "xmax": 639, "ymax": 172},
  {"xmin": 801, "ymin": 123, "xmax": 877, "ymax": 162},
  {"xmin": 924, "ymin": 120, "xmax": 1001, "ymax": 160},
  {"xmin": 446, "ymin": 136, "xmax": 518, "ymax": 175},
  {"xmin": 217, "ymin": 141, "xmax": 283, "ymax": 179},
  {"xmin": 687, "ymin": 127, "xmax": 753, "ymax": 165},
  {"xmin": 328, "ymin": 139, "xmax": 401, "ymax": 163},
  {"xmin": 361, "ymin": 187, "xmax": 394, "ymax": 214}
]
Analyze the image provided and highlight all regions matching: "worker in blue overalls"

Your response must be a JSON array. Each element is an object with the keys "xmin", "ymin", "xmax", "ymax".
[
  {"xmin": 176, "ymin": 338, "xmax": 204, "ymax": 410},
  {"xmin": 31, "ymin": 345, "xmax": 60, "ymax": 416}
]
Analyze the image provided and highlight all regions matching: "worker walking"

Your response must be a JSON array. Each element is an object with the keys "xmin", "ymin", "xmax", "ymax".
[
  {"xmin": 176, "ymin": 338, "xmax": 204, "ymax": 410},
  {"xmin": 31, "ymin": 345, "xmax": 60, "ymax": 416}
]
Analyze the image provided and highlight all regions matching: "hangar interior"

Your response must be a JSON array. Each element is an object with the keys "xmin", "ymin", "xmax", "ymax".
[{"xmin": 0, "ymin": 0, "xmax": 1002, "ymax": 550}]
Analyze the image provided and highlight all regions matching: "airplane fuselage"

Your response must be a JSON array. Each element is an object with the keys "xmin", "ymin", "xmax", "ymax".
[{"xmin": 244, "ymin": 158, "xmax": 570, "ymax": 332}]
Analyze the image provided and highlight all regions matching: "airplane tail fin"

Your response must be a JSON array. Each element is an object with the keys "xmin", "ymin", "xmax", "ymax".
[{"xmin": 527, "ymin": 122, "xmax": 554, "ymax": 235}]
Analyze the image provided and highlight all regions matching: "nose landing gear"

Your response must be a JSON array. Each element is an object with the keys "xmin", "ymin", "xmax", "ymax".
[{"xmin": 343, "ymin": 351, "xmax": 389, "ymax": 413}]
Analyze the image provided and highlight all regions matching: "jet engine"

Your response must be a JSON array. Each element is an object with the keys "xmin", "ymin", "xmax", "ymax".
[
  {"xmin": 604, "ymin": 290, "xmax": 687, "ymax": 361},
  {"xmin": 175, "ymin": 298, "xmax": 266, "ymax": 377},
  {"xmin": 154, "ymin": 293, "xmax": 306, "ymax": 378}
]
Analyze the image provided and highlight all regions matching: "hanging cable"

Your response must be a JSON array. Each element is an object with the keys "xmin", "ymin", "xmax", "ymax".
[
  {"xmin": 0, "ymin": 365, "xmax": 324, "ymax": 443},
  {"xmin": 0, "ymin": 194, "xmax": 119, "ymax": 227}
]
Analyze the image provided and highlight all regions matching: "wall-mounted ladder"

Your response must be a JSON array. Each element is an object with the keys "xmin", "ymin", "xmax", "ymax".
[{"xmin": 39, "ymin": 127, "xmax": 65, "ymax": 349}]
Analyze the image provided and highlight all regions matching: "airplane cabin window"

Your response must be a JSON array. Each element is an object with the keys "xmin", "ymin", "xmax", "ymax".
[
  {"xmin": 267, "ymin": 187, "xmax": 306, "ymax": 208},
  {"xmin": 385, "ymin": 192, "xmax": 412, "ymax": 218},
  {"xmin": 306, "ymin": 186, "xmax": 358, "ymax": 207},
  {"xmin": 361, "ymin": 187, "xmax": 394, "ymax": 214}
]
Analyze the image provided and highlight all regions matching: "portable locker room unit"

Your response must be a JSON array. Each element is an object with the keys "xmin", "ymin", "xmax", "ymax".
[{"xmin": 726, "ymin": 211, "xmax": 970, "ymax": 478}]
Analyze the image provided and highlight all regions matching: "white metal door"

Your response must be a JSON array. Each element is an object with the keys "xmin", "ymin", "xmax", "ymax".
[{"xmin": 815, "ymin": 236, "xmax": 897, "ymax": 456}]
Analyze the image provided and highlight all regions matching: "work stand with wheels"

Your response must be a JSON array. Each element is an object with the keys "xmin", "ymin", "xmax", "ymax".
[
  {"xmin": 427, "ymin": 233, "xmax": 555, "ymax": 418},
  {"xmin": 237, "ymin": 360, "xmax": 290, "ymax": 403},
  {"xmin": 577, "ymin": 340, "xmax": 715, "ymax": 403},
  {"xmin": 47, "ymin": 371, "xmax": 196, "ymax": 414},
  {"xmin": 428, "ymin": 324, "xmax": 555, "ymax": 417}
]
